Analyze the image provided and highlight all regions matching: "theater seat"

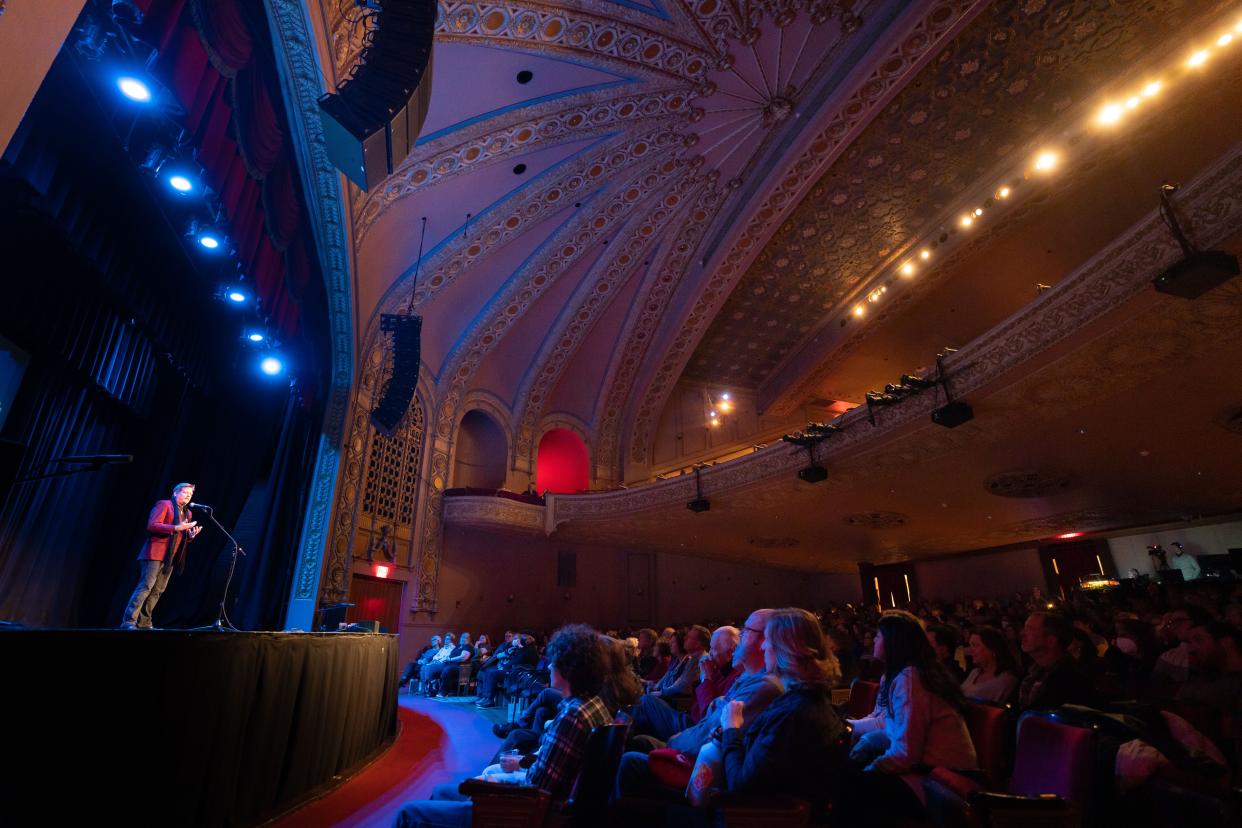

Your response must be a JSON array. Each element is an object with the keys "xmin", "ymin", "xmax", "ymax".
[
  {"xmin": 924, "ymin": 710, "xmax": 1095, "ymax": 828},
  {"xmin": 844, "ymin": 679, "xmax": 880, "ymax": 720},
  {"xmin": 462, "ymin": 722, "xmax": 629, "ymax": 828},
  {"xmin": 962, "ymin": 701, "xmax": 1012, "ymax": 790}
]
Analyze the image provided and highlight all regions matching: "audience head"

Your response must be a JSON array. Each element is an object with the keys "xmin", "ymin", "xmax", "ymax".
[
  {"xmin": 1020, "ymin": 612, "xmax": 1072, "ymax": 666},
  {"xmin": 762, "ymin": 607, "xmax": 841, "ymax": 687},
  {"xmin": 598, "ymin": 633, "xmax": 642, "ymax": 711},
  {"xmin": 1161, "ymin": 605, "xmax": 1214, "ymax": 645},
  {"xmin": 926, "ymin": 624, "xmax": 961, "ymax": 663},
  {"xmin": 736, "ymin": 609, "xmax": 774, "ymax": 672},
  {"xmin": 1187, "ymin": 620, "xmax": 1242, "ymax": 671},
  {"xmin": 876, "ymin": 610, "xmax": 966, "ymax": 711},
  {"xmin": 460, "ymin": 632, "xmax": 471, "ymax": 646},
  {"xmin": 655, "ymin": 640, "xmax": 673, "ymax": 659},
  {"xmin": 503, "ymin": 630, "xmax": 514, "ymax": 644},
  {"xmin": 967, "ymin": 626, "xmax": 1018, "ymax": 676},
  {"xmin": 429, "ymin": 635, "xmax": 442, "ymax": 648},
  {"xmin": 623, "ymin": 636, "xmax": 640, "ymax": 661},
  {"xmin": 661, "ymin": 626, "xmax": 676, "ymax": 640},
  {"xmin": 546, "ymin": 624, "xmax": 608, "ymax": 699},
  {"xmin": 685, "ymin": 624, "xmax": 711, "ymax": 656},
  {"xmin": 708, "ymin": 626, "xmax": 740, "ymax": 669},
  {"xmin": 444, "ymin": 632, "xmax": 456, "ymax": 645},
  {"xmin": 637, "ymin": 628, "xmax": 657, "ymax": 651}
]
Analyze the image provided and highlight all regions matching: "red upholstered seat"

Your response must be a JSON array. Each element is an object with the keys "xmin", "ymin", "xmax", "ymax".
[
  {"xmin": 963, "ymin": 701, "xmax": 1011, "ymax": 789},
  {"xmin": 1008, "ymin": 711, "xmax": 1095, "ymax": 802},
  {"xmin": 844, "ymin": 679, "xmax": 881, "ymax": 720}
]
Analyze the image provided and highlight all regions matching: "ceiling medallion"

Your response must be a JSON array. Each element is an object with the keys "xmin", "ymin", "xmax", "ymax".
[
  {"xmin": 1216, "ymin": 403, "xmax": 1242, "ymax": 436},
  {"xmin": 844, "ymin": 511, "xmax": 907, "ymax": 529},
  {"xmin": 749, "ymin": 536, "xmax": 800, "ymax": 548},
  {"xmin": 984, "ymin": 469, "xmax": 1076, "ymax": 498},
  {"xmin": 762, "ymin": 95, "xmax": 796, "ymax": 126}
]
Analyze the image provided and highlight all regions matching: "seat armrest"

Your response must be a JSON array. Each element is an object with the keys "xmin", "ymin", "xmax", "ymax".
[{"xmin": 458, "ymin": 779, "xmax": 543, "ymax": 799}]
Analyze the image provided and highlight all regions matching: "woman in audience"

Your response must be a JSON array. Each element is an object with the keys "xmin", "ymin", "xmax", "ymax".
[
  {"xmin": 647, "ymin": 628, "xmax": 694, "ymax": 696},
  {"xmin": 961, "ymin": 625, "xmax": 1020, "ymax": 703},
  {"xmin": 716, "ymin": 607, "xmax": 847, "ymax": 821},
  {"xmin": 841, "ymin": 610, "xmax": 977, "ymax": 826},
  {"xmin": 645, "ymin": 639, "xmax": 672, "ymax": 682}
]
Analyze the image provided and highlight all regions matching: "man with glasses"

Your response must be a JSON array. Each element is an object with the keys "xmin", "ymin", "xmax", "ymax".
[
  {"xmin": 1153, "ymin": 605, "xmax": 1214, "ymax": 686},
  {"xmin": 615, "ymin": 609, "xmax": 786, "ymax": 799}
]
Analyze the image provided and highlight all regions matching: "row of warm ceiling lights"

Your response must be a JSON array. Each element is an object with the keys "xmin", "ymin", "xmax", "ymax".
[
  {"xmin": 849, "ymin": 12, "xmax": 1242, "ymax": 322},
  {"xmin": 708, "ymin": 392, "xmax": 732, "ymax": 427}
]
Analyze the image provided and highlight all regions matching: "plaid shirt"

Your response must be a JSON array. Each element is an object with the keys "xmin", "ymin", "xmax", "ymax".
[{"xmin": 524, "ymin": 694, "xmax": 611, "ymax": 801}]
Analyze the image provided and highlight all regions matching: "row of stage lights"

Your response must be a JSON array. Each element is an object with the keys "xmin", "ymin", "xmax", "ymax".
[
  {"xmin": 846, "ymin": 11, "xmax": 1242, "ymax": 323},
  {"xmin": 116, "ymin": 74, "xmax": 285, "ymax": 378}
]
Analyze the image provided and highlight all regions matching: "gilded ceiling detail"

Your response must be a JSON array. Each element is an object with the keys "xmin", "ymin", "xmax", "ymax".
[
  {"xmin": 627, "ymin": 0, "xmax": 982, "ymax": 464},
  {"xmin": 679, "ymin": 0, "xmax": 1208, "ymax": 394}
]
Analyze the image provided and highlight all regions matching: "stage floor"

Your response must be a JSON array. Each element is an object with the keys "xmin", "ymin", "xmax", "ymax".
[{"xmin": 0, "ymin": 629, "xmax": 399, "ymax": 827}]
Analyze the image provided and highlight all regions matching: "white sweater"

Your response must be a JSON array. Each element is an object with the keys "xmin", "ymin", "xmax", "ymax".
[{"xmin": 850, "ymin": 667, "xmax": 977, "ymax": 775}]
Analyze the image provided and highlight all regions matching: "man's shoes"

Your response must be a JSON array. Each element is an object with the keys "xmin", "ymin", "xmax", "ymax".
[
  {"xmin": 492, "ymin": 722, "xmax": 515, "ymax": 738},
  {"xmin": 434, "ymin": 692, "xmax": 446, "ymax": 699},
  {"xmin": 119, "ymin": 622, "xmax": 137, "ymax": 630},
  {"xmin": 476, "ymin": 701, "xmax": 496, "ymax": 709}
]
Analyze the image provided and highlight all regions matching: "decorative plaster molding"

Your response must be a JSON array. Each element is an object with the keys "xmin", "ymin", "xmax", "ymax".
[
  {"xmin": 625, "ymin": 0, "xmax": 985, "ymax": 465},
  {"xmin": 442, "ymin": 495, "xmax": 547, "ymax": 534},
  {"xmin": 552, "ymin": 141, "xmax": 1242, "ymax": 526},
  {"xmin": 265, "ymin": 0, "xmax": 356, "ymax": 603}
]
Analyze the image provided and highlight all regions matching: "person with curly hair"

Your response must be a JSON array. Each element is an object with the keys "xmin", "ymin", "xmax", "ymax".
[{"xmin": 394, "ymin": 624, "xmax": 613, "ymax": 828}]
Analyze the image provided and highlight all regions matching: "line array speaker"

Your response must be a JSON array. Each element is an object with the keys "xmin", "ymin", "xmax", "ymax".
[
  {"xmin": 370, "ymin": 314, "xmax": 422, "ymax": 437},
  {"xmin": 318, "ymin": 0, "xmax": 437, "ymax": 191}
]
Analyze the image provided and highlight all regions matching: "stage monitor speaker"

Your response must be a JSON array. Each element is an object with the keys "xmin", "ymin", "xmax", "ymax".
[
  {"xmin": 318, "ymin": 601, "xmax": 354, "ymax": 632},
  {"xmin": 318, "ymin": 0, "xmax": 437, "ymax": 191},
  {"xmin": 370, "ymin": 314, "xmax": 422, "ymax": 437},
  {"xmin": 343, "ymin": 620, "xmax": 381, "ymax": 633}
]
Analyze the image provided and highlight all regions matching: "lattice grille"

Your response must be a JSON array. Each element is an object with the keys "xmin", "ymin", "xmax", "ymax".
[{"xmin": 362, "ymin": 399, "xmax": 424, "ymax": 525}]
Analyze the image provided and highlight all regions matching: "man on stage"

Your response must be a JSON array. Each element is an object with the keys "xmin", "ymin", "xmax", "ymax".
[{"xmin": 120, "ymin": 482, "xmax": 201, "ymax": 629}]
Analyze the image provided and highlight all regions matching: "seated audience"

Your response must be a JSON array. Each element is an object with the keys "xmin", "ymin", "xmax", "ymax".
[
  {"xmin": 398, "ymin": 634, "xmax": 441, "ymax": 689},
  {"xmin": 961, "ymin": 625, "xmax": 1020, "ymax": 703},
  {"xmin": 395, "ymin": 624, "xmax": 612, "ymax": 828},
  {"xmin": 616, "ymin": 610, "xmax": 784, "ymax": 800},
  {"xmin": 715, "ymin": 608, "xmax": 847, "ymax": 821},
  {"xmin": 628, "ymin": 625, "xmax": 737, "ymax": 743},
  {"xmin": 434, "ymin": 633, "xmax": 475, "ymax": 699},
  {"xmin": 691, "ymin": 626, "xmax": 742, "ymax": 722},
  {"xmin": 416, "ymin": 633, "xmax": 456, "ymax": 694},
  {"xmin": 1152, "ymin": 605, "xmax": 1214, "ymax": 688},
  {"xmin": 1017, "ymin": 611, "xmax": 1097, "ymax": 711},
  {"xmin": 635, "ymin": 628, "xmax": 660, "ymax": 678},
  {"xmin": 927, "ymin": 624, "xmax": 967, "ymax": 683},
  {"xmin": 476, "ymin": 631, "xmax": 537, "ymax": 708},
  {"xmin": 647, "ymin": 625, "xmax": 709, "ymax": 698},
  {"xmin": 842, "ymin": 610, "xmax": 977, "ymax": 826}
]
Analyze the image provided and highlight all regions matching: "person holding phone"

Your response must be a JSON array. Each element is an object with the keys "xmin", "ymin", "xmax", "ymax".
[{"xmin": 119, "ymin": 482, "xmax": 201, "ymax": 629}]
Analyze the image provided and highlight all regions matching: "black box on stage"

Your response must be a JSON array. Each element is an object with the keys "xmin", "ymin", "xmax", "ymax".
[
  {"xmin": 344, "ymin": 620, "xmax": 381, "ymax": 634},
  {"xmin": 318, "ymin": 602, "xmax": 353, "ymax": 631}
]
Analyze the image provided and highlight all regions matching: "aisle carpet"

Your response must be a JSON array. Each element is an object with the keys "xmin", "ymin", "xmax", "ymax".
[{"xmin": 266, "ymin": 695, "xmax": 502, "ymax": 828}]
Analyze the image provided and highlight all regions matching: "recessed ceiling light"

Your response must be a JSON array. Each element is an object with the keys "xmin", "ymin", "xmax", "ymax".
[
  {"xmin": 516, "ymin": 70, "xmax": 534, "ymax": 84},
  {"xmin": 1033, "ymin": 150, "xmax": 1058, "ymax": 172},
  {"xmin": 1098, "ymin": 102, "xmax": 1124, "ymax": 125},
  {"xmin": 960, "ymin": 215, "xmax": 973, "ymax": 227},
  {"xmin": 513, "ymin": 163, "xmax": 527, "ymax": 175},
  {"xmin": 1142, "ymin": 80, "xmax": 1162, "ymax": 97},
  {"xmin": 1187, "ymin": 49, "xmax": 1209, "ymax": 68},
  {"xmin": 997, "ymin": 186, "xmax": 1011, "ymax": 199}
]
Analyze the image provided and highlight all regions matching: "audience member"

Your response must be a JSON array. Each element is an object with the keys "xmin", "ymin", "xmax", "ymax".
[
  {"xmin": 395, "ymin": 624, "xmax": 612, "ymax": 828},
  {"xmin": 434, "ymin": 633, "xmax": 475, "ymax": 699},
  {"xmin": 690, "ymin": 626, "xmax": 741, "ymax": 722},
  {"xmin": 616, "ymin": 610, "xmax": 784, "ymax": 800},
  {"xmin": 1017, "ymin": 612, "xmax": 1096, "ymax": 711},
  {"xmin": 635, "ymin": 628, "xmax": 661, "ymax": 679},
  {"xmin": 628, "ymin": 625, "xmax": 736, "ymax": 743},
  {"xmin": 476, "ymin": 631, "xmax": 537, "ymax": 708},
  {"xmin": 842, "ymin": 610, "xmax": 977, "ymax": 826},
  {"xmin": 1176, "ymin": 620, "xmax": 1242, "ymax": 742},
  {"xmin": 398, "ymin": 635, "xmax": 441, "ymax": 689},
  {"xmin": 647, "ymin": 625, "xmax": 708, "ymax": 698},
  {"xmin": 926, "ymin": 624, "xmax": 967, "ymax": 683},
  {"xmin": 1152, "ymin": 605, "xmax": 1214, "ymax": 686},
  {"xmin": 961, "ymin": 625, "xmax": 1020, "ymax": 704},
  {"xmin": 714, "ymin": 608, "xmax": 846, "ymax": 820},
  {"xmin": 416, "ymin": 633, "xmax": 456, "ymax": 694}
]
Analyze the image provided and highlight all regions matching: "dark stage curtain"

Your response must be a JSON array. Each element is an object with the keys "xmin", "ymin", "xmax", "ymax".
[
  {"xmin": 1, "ymin": 630, "xmax": 399, "ymax": 827},
  {"xmin": 0, "ymin": 4, "xmax": 329, "ymax": 630}
]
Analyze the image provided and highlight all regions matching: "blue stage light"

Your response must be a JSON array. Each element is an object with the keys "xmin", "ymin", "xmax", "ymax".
[
  {"xmin": 167, "ymin": 174, "xmax": 194, "ymax": 193},
  {"xmin": 198, "ymin": 234, "xmax": 221, "ymax": 250},
  {"xmin": 227, "ymin": 290, "xmax": 247, "ymax": 303},
  {"xmin": 117, "ymin": 76, "xmax": 152, "ymax": 103},
  {"xmin": 260, "ymin": 356, "xmax": 284, "ymax": 376},
  {"xmin": 247, "ymin": 332, "xmax": 265, "ymax": 343}
]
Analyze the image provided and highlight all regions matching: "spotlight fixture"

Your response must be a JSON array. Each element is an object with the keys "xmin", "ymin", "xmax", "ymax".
[
  {"xmin": 1033, "ymin": 151, "xmax": 1058, "ymax": 172},
  {"xmin": 117, "ymin": 76, "xmax": 152, "ymax": 103},
  {"xmin": 1152, "ymin": 183, "xmax": 1240, "ymax": 298},
  {"xmin": 246, "ymin": 332, "xmax": 266, "ymax": 343},
  {"xmin": 199, "ymin": 234, "xmax": 221, "ymax": 250},
  {"xmin": 167, "ymin": 173, "xmax": 195, "ymax": 194},
  {"xmin": 260, "ymin": 355, "xmax": 284, "ymax": 376},
  {"xmin": 686, "ymin": 466, "xmax": 710, "ymax": 513},
  {"xmin": 226, "ymin": 290, "xmax": 247, "ymax": 303},
  {"xmin": 930, "ymin": 349, "xmax": 973, "ymax": 429}
]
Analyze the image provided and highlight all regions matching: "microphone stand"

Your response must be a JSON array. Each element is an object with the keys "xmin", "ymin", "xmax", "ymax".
[{"xmin": 189, "ymin": 506, "xmax": 246, "ymax": 632}]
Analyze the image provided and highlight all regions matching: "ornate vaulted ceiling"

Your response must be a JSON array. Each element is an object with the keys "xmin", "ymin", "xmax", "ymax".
[{"xmin": 308, "ymin": 0, "xmax": 1242, "ymax": 500}]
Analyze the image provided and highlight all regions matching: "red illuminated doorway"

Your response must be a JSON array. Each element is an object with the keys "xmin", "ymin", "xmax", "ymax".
[
  {"xmin": 536, "ymin": 428, "xmax": 589, "ymax": 494},
  {"xmin": 347, "ymin": 574, "xmax": 403, "ymax": 633}
]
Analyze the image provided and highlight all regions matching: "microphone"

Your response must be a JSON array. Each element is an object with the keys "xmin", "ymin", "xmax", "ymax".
[
  {"xmin": 53, "ymin": 454, "xmax": 133, "ymax": 465},
  {"xmin": 189, "ymin": 502, "xmax": 214, "ymax": 512}
]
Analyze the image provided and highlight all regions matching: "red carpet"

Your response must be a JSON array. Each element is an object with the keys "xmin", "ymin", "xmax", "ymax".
[{"xmin": 266, "ymin": 697, "xmax": 500, "ymax": 828}]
